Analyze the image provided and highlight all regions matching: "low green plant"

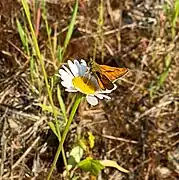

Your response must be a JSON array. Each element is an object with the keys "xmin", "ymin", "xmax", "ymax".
[
  {"xmin": 18, "ymin": 0, "xmax": 129, "ymax": 179},
  {"xmin": 149, "ymin": 1, "xmax": 178, "ymax": 98}
]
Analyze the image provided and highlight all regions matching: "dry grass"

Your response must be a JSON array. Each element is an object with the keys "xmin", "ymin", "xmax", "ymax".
[{"xmin": 0, "ymin": 0, "xmax": 179, "ymax": 179}]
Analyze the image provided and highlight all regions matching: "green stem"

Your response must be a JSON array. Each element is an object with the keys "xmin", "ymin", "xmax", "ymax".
[
  {"xmin": 62, "ymin": 147, "xmax": 69, "ymax": 176},
  {"xmin": 21, "ymin": 0, "xmax": 67, "ymax": 176},
  {"xmin": 47, "ymin": 94, "xmax": 82, "ymax": 180}
]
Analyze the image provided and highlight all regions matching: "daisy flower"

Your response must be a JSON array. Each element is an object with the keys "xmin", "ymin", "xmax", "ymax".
[{"xmin": 58, "ymin": 59, "xmax": 117, "ymax": 106}]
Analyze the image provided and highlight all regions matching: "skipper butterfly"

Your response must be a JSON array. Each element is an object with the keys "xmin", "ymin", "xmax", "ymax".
[{"xmin": 89, "ymin": 60, "xmax": 128, "ymax": 90}]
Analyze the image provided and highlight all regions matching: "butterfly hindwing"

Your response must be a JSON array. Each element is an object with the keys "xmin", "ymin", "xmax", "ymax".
[{"xmin": 96, "ymin": 72, "xmax": 114, "ymax": 90}]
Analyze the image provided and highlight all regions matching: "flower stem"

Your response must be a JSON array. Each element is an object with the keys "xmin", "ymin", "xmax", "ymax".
[{"xmin": 47, "ymin": 94, "xmax": 82, "ymax": 179}]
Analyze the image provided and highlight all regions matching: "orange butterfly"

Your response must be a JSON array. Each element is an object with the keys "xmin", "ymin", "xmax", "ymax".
[{"xmin": 89, "ymin": 60, "xmax": 128, "ymax": 90}]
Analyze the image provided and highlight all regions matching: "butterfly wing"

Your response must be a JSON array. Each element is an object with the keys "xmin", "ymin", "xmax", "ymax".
[
  {"xmin": 99, "ymin": 65, "xmax": 128, "ymax": 82},
  {"xmin": 96, "ymin": 72, "xmax": 114, "ymax": 90}
]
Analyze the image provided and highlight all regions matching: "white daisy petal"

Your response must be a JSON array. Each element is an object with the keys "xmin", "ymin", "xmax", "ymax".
[
  {"xmin": 74, "ymin": 60, "xmax": 81, "ymax": 71},
  {"xmin": 74, "ymin": 59, "xmax": 79, "ymax": 64},
  {"xmin": 96, "ymin": 94, "xmax": 111, "ymax": 100},
  {"xmin": 60, "ymin": 73, "xmax": 74, "ymax": 86},
  {"xmin": 95, "ymin": 94, "xmax": 104, "ymax": 99},
  {"xmin": 61, "ymin": 81, "xmax": 73, "ymax": 89},
  {"xmin": 68, "ymin": 60, "xmax": 79, "ymax": 76},
  {"xmin": 74, "ymin": 60, "xmax": 83, "ymax": 76},
  {"xmin": 86, "ymin": 95, "xmax": 98, "ymax": 106},
  {"xmin": 62, "ymin": 74, "xmax": 73, "ymax": 82},
  {"xmin": 81, "ymin": 65, "xmax": 87, "ymax": 76},
  {"xmin": 65, "ymin": 89, "xmax": 78, "ymax": 92},
  {"xmin": 59, "ymin": 69, "xmax": 66, "ymax": 76},
  {"xmin": 80, "ymin": 59, "xmax": 87, "ymax": 75},
  {"xmin": 97, "ymin": 84, "xmax": 117, "ymax": 94},
  {"xmin": 59, "ymin": 69, "xmax": 73, "ymax": 81},
  {"xmin": 62, "ymin": 65, "xmax": 74, "ymax": 77},
  {"xmin": 80, "ymin": 59, "xmax": 87, "ymax": 66}
]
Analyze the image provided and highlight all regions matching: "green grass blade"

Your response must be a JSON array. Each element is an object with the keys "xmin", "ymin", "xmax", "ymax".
[
  {"xmin": 61, "ymin": 0, "xmax": 78, "ymax": 61},
  {"xmin": 21, "ymin": 0, "xmax": 31, "ymax": 23},
  {"xmin": 57, "ymin": 85, "xmax": 68, "ymax": 123},
  {"xmin": 30, "ymin": 56, "xmax": 35, "ymax": 83},
  {"xmin": 98, "ymin": 0, "xmax": 104, "ymax": 62},
  {"xmin": 158, "ymin": 69, "xmax": 169, "ymax": 87},
  {"xmin": 157, "ymin": 55, "xmax": 171, "ymax": 87},
  {"xmin": 57, "ymin": 45, "xmax": 63, "ymax": 64},
  {"xmin": 172, "ymin": 0, "xmax": 179, "ymax": 38},
  {"xmin": 48, "ymin": 122, "xmax": 58, "ymax": 138},
  {"xmin": 16, "ymin": 19, "xmax": 28, "ymax": 51},
  {"xmin": 173, "ymin": 0, "xmax": 179, "ymax": 25}
]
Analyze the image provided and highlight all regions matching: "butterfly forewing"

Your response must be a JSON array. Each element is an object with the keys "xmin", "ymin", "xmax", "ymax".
[{"xmin": 99, "ymin": 65, "xmax": 128, "ymax": 82}]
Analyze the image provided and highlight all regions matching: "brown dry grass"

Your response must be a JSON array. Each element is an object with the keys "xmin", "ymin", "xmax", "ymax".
[{"xmin": 0, "ymin": 0, "xmax": 179, "ymax": 179}]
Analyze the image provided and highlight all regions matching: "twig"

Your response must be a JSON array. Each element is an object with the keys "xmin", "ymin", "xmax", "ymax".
[
  {"xmin": 102, "ymin": 134, "xmax": 138, "ymax": 144},
  {"xmin": 12, "ymin": 136, "xmax": 40, "ymax": 170}
]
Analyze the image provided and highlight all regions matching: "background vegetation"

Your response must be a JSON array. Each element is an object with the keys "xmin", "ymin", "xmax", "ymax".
[{"xmin": 0, "ymin": 0, "xmax": 178, "ymax": 179}]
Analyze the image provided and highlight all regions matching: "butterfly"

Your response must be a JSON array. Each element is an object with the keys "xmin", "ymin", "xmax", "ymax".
[{"xmin": 89, "ymin": 60, "xmax": 128, "ymax": 90}]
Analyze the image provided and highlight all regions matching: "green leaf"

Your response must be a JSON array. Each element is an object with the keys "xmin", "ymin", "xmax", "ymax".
[
  {"xmin": 79, "ymin": 139, "xmax": 87, "ymax": 151},
  {"xmin": 100, "ymin": 160, "xmax": 129, "ymax": 174},
  {"xmin": 57, "ymin": 45, "xmax": 63, "ymax": 63},
  {"xmin": 158, "ymin": 69, "xmax": 169, "ymax": 87},
  {"xmin": 88, "ymin": 131, "xmax": 95, "ymax": 149},
  {"xmin": 67, "ymin": 145, "xmax": 84, "ymax": 170},
  {"xmin": 57, "ymin": 85, "xmax": 67, "ymax": 122},
  {"xmin": 165, "ymin": 55, "xmax": 171, "ymax": 68},
  {"xmin": 157, "ymin": 54, "xmax": 171, "ymax": 87},
  {"xmin": 173, "ymin": 0, "xmax": 179, "ymax": 26},
  {"xmin": 37, "ymin": 103, "xmax": 62, "ymax": 115},
  {"xmin": 21, "ymin": 0, "xmax": 31, "ymax": 21},
  {"xmin": 16, "ymin": 19, "xmax": 28, "ymax": 51},
  {"xmin": 48, "ymin": 122, "xmax": 58, "ymax": 138},
  {"xmin": 78, "ymin": 157, "xmax": 105, "ymax": 176}
]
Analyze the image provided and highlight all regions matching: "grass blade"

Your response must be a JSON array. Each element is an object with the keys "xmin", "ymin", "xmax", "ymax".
[
  {"xmin": 57, "ymin": 85, "xmax": 68, "ymax": 122},
  {"xmin": 61, "ymin": 0, "xmax": 78, "ymax": 61}
]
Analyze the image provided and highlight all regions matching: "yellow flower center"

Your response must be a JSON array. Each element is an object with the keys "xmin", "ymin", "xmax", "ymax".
[{"xmin": 72, "ymin": 76, "xmax": 96, "ymax": 95}]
